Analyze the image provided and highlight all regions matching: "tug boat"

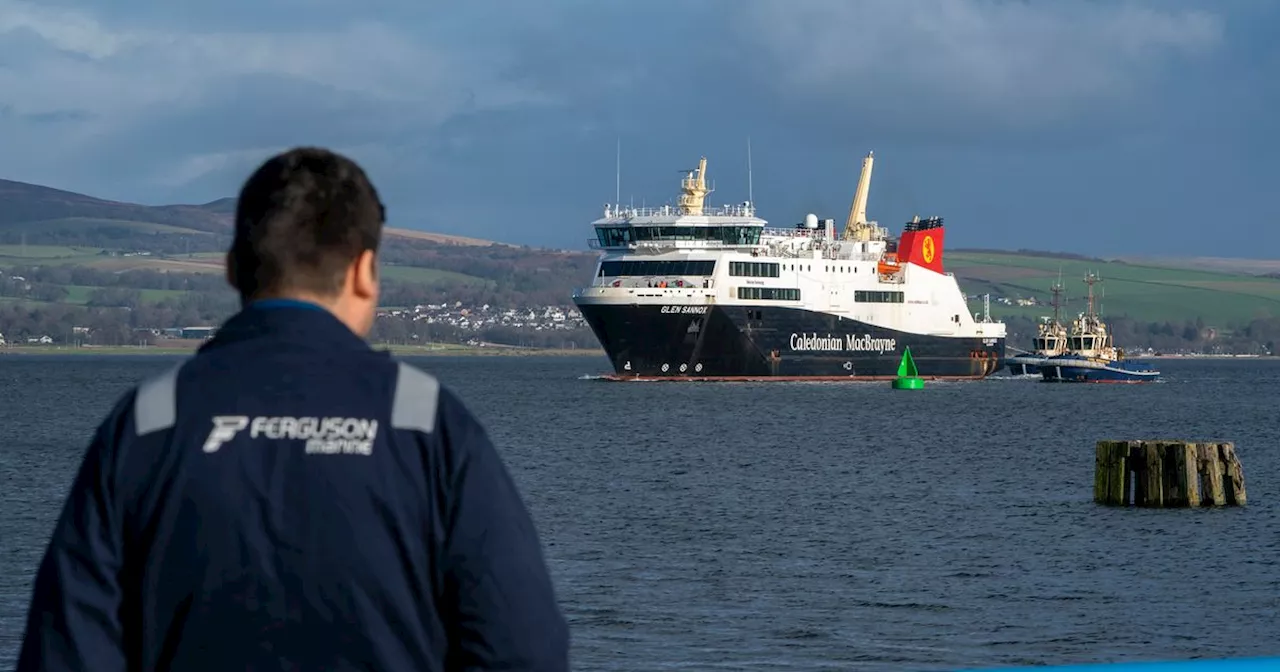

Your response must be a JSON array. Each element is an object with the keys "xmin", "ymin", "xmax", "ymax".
[
  {"xmin": 1007, "ymin": 279, "xmax": 1068, "ymax": 376},
  {"xmin": 1040, "ymin": 274, "xmax": 1160, "ymax": 383}
]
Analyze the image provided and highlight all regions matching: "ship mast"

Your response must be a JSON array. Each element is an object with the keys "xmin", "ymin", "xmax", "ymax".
[
  {"xmin": 677, "ymin": 157, "xmax": 711, "ymax": 215},
  {"xmin": 1083, "ymin": 272, "xmax": 1100, "ymax": 319},
  {"xmin": 1049, "ymin": 278, "xmax": 1064, "ymax": 325},
  {"xmin": 842, "ymin": 151, "xmax": 876, "ymax": 241}
]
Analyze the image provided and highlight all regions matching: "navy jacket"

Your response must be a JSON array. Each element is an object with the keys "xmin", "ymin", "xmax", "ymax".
[{"xmin": 17, "ymin": 301, "xmax": 570, "ymax": 671}]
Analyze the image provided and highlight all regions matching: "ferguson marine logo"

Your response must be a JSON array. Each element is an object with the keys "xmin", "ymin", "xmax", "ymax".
[
  {"xmin": 201, "ymin": 415, "xmax": 379, "ymax": 456},
  {"xmin": 203, "ymin": 416, "xmax": 250, "ymax": 453},
  {"xmin": 789, "ymin": 332, "xmax": 898, "ymax": 353}
]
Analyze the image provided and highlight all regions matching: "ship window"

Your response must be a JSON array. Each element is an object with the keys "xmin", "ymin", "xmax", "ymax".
[
  {"xmin": 1068, "ymin": 336, "xmax": 1098, "ymax": 350},
  {"xmin": 617, "ymin": 226, "xmax": 762, "ymax": 245},
  {"xmin": 854, "ymin": 290, "xmax": 905, "ymax": 303},
  {"xmin": 596, "ymin": 227, "xmax": 635, "ymax": 247},
  {"xmin": 738, "ymin": 287, "xmax": 800, "ymax": 301},
  {"xmin": 598, "ymin": 260, "xmax": 716, "ymax": 277},
  {"xmin": 729, "ymin": 261, "xmax": 780, "ymax": 278}
]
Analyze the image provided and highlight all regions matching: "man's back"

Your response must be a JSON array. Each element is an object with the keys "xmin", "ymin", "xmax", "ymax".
[{"xmin": 18, "ymin": 302, "xmax": 569, "ymax": 671}]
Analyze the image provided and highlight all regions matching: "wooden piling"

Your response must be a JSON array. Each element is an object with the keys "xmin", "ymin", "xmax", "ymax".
[
  {"xmin": 1221, "ymin": 443, "xmax": 1248, "ymax": 505},
  {"xmin": 1094, "ymin": 440, "xmax": 1132, "ymax": 505},
  {"xmin": 1092, "ymin": 440, "xmax": 1247, "ymax": 508},
  {"xmin": 1197, "ymin": 443, "xmax": 1226, "ymax": 506}
]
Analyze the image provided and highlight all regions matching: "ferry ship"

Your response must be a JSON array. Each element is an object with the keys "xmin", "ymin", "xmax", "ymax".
[
  {"xmin": 1039, "ymin": 273, "xmax": 1160, "ymax": 383},
  {"xmin": 1006, "ymin": 280, "xmax": 1068, "ymax": 376},
  {"xmin": 571, "ymin": 151, "xmax": 1006, "ymax": 380}
]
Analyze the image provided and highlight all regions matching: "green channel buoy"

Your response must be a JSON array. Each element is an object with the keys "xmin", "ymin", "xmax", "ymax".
[{"xmin": 892, "ymin": 346, "xmax": 924, "ymax": 389}]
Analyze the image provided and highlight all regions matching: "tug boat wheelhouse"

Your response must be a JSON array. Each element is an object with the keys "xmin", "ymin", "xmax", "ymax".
[{"xmin": 571, "ymin": 152, "xmax": 1007, "ymax": 380}]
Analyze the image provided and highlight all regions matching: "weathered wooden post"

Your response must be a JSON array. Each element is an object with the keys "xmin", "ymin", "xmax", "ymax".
[
  {"xmin": 1093, "ymin": 440, "xmax": 1247, "ymax": 508},
  {"xmin": 1197, "ymin": 443, "xmax": 1226, "ymax": 506},
  {"xmin": 1093, "ymin": 440, "xmax": 1131, "ymax": 505},
  {"xmin": 1162, "ymin": 441, "xmax": 1199, "ymax": 507},
  {"xmin": 1221, "ymin": 443, "xmax": 1248, "ymax": 505}
]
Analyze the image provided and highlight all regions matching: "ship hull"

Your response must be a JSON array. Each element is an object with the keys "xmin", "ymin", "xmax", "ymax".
[
  {"xmin": 1039, "ymin": 356, "xmax": 1160, "ymax": 383},
  {"xmin": 574, "ymin": 302, "xmax": 1004, "ymax": 380}
]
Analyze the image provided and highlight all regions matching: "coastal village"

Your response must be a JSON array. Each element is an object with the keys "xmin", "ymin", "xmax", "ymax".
[{"xmin": 0, "ymin": 302, "xmax": 590, "ymax": 347}]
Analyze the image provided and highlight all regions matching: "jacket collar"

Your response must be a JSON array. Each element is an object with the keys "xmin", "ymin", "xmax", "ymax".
[{"xmin": 199, "ymin": 299, "xmax": 379, "ymax": 355}]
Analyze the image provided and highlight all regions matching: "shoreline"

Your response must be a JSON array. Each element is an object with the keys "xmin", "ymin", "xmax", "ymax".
[{"xmin": 0, "ymin": 344, "xmax": 606, "ymax": 358}]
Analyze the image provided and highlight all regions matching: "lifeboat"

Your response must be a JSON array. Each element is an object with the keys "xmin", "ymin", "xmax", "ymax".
[{"xmin": 877, "ymin": 252, "xmax": 901, "ymax": 276}]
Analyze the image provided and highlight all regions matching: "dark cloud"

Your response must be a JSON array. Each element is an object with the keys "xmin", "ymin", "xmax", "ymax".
[{"xmin": 0, "ymin": 0, "xmax": 1276, "ymax": 256}]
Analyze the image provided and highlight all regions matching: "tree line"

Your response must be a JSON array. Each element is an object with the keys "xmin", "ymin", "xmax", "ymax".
[{"xmin": 1001, "ymin": 314, "xmax": 1278, "ymax": 355}]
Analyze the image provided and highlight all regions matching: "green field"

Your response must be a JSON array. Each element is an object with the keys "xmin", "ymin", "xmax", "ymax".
[
  {"xmin": 0, "ymin": 244, "xmax": 103, "ymax": 259},
  {"xmin": 949, "ymin": 251, "xmax": 1280, "ymax": 326},
  {"xmin": 0, "ymin": 247, "xmax": 227, "ymax": 273},
  {"xmin": 3, "ymin": 218, "xmax": 215, "ymax": 235},
  {"xmin": 60, "ymin": 285, "xmax": 190, "ymax": 304},
  {"xmin": 380, "ymin": 264, "xmax": 492, "ymax": 287},
  {"xmin": 0, "ymin": 248, "xmax": 492, "ymax": 308}
]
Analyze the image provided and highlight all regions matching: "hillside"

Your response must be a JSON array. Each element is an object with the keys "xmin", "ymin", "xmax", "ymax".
[
  {"xmin": 0, "ymin": 178, "xmax": 507, "ymax": 248},
  {"xmin": 0, "ymin": 178, "xmax": 599, "ymax": 324},
  {"xmin": 2, "ymin": 176, "xmax": 1280, "ymax": 345},
  {"xmin": 949, "ymin": 250, "xmax": 1280, "ymax": 327}
]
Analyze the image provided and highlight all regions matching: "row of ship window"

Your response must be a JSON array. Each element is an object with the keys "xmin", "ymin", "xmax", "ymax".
[
  {"xmin": 734, "ymin": 288, "xmax": 904, "ymax": 303},
  {"xmin": 598, "ymin": 260, "xmax": 868, "ymax": 278},
  {"xmin": 596, "ymin": 261, "xmax": 903, "ymax": 303}
]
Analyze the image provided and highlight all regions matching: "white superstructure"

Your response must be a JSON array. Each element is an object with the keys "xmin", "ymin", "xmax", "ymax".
[{"xmin": 572, "ymin": 152, "xmax": 1005, "ymax": 343}]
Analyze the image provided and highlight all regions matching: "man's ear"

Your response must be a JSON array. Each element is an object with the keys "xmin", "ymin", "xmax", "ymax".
[{"xmin": 352, "ymin": 249, "xmax": 378, "ymax": 300}]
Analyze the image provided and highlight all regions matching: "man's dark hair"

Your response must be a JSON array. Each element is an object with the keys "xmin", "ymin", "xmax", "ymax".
[{"xmin": 230, "ymin": 147, "xmax": 386, "ymax": 300}]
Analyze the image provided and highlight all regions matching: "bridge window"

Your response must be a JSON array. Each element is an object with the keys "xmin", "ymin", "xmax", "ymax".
[
  {"xmin": 595, "ymin": 226, "xmax": 761, "ymax": 246},
  {"xmin": 729, "ymin": 261, "xmax": 780, "ymax": 278},
  {"xmin": 854, "ymin": 290, "xmax": 904, "ymax": 303},
  {"xmin": 738, "ymin": 287, "xmax": 800, "ymax": 301},
  {"xmin": 596, "ymin": 227, "xmax": 633, "ymax": 247},
  {"xmin": 599, "ymin": 260, "xmax": 716, "ymax": 277},
  {"xmin": 1067, "ymin": 335, "xmax": 1106, "ymax": 351}
]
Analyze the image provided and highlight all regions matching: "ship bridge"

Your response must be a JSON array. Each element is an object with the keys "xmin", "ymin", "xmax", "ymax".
[
  {"xmin": 590, "ymin": 208, "xmax": 766, "ymax": 250},
  {"xmin": 590, "ymin": 156, "xmax": 767, "ymax": 252}
]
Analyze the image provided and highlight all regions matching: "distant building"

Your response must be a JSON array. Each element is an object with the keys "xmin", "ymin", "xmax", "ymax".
[{"xmin": 181, "ymin": 326, "xmax": 218, "ymax": 340}]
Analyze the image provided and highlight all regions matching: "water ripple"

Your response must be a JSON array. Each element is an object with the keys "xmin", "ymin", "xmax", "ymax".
[{"xmin": 1, "ymin": 355, "xmax": 1278, "ymax": 669}]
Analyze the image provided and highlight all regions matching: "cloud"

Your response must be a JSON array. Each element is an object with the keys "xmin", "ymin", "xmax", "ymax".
[
  {"xmin": 0, "ymin": 0, "xmax": 550, "ymax": 191},
  {"xmin": 732, "ymin": 0, "xmax": 1224, "ymax": 140},
  {"xmin": 0, "ymin": 0, "xmax": 1269, "ymax": 255}
]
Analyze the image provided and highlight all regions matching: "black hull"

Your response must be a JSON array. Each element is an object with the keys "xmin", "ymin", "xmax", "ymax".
[{"xmin": 574, "ymin": 302, "xmax": 1004, "ymax": 380}]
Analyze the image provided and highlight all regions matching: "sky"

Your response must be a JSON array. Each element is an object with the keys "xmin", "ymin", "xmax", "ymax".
[{"xmin": 0, "ymin": 0, "xmax": 1277, "ymax": 256}]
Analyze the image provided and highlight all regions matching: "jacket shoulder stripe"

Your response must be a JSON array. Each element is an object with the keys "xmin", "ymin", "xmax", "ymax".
[
  {"xmin": 134, "ymin": 362, "xmax": 184, "ymax": 436},
  {"xmin": 391, "ymin": 361, "xmax": 440, "ymax": 434}
]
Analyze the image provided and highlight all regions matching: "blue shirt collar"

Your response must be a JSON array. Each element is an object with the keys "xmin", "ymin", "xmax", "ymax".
[{"xmin": 247, "ymin": 298, "xmax": 327, "ymax": 312}]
